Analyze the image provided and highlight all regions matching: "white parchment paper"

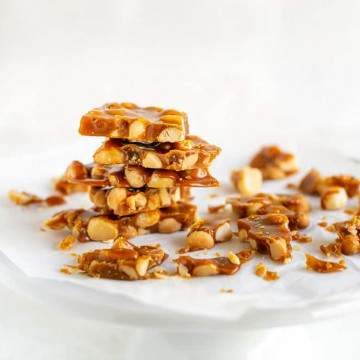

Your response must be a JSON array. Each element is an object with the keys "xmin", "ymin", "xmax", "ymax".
[{"xmin": 0, "ymin": 144, "xmax": 359, "ymax": 321}]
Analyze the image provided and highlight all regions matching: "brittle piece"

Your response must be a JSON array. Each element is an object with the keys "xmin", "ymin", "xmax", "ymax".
[
  {"xmin": 237, "ymin": 214, "xmax": 292, "ymax": 263},
  {"xmin": 227, "ymin": 193, "xmax": 310, "ymax": 230},
  {"xmin": 185, "ymin": 219, "xmax": 232, "ymax": 251},
  {"xmin": 79, "ymin": 102, "xmax": 189, "ymax": 143},
  {"xmin": 65, "ymin": 161, "xmax": 219, "ymax": 188},
  {"xmin": 231, "ymin": 166, "xmax": 263, "ymax": 196},
  {"xmin": 299, "ymin": 169, "xmax": 322, "ymax": 195},
  {"xmin": 333, "ymin": 216, "xmax": 360, "ymax": 255},
  {"xmin": 305, "ymin": 254, "xmax": 346, "ymax": 273},
  {"xmin": 299, "ymin": 170, "xmax": 359, "ymax": 198},
  {"xmin": 94, "ymin": 135, "xmax": 221, "ymax": 170},
  {"xmin": 322, "ymin": 175, "xmax": 359, "ymax": 198},
  {"xmin": 90, "ymin": 186, "xmax": 190, "ymax": 216},
  {"xmin": 77, "ymin": 244, "xmax": 168, "ymax": 280},
  {"xmin": 43, "ymin": 202, "xmax": 197, "ymax": 242},
  {"xmin": 175, "ymin": 249, "xmax": 253, "ymax": 277},
  {"xmin": 249, "ymin": 145, "xmax": 298, "ymax": 180},
  {"xmin": 8, "ymin": 190, "xmax": 65, "ymax": 207}
]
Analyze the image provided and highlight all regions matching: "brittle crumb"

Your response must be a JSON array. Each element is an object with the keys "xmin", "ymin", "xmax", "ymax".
[
  {"xmin": 220, "ymin": 288, "xmax": 234, "ymax": 293},
  {"xmin": 305, "ymin": 253, "xmax": 346, "ymax": 273},
  {"xmin": 254, "ymin": 262, "xmax": 279, "ymax": 281}
]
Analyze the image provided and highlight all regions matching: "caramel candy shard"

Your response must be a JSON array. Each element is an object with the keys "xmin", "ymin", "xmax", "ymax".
[
  {"xmin": 175, "ymin": 249, "xmax": 253, "ymax": 278},
  {"xmin": 299, "ymin": 169, "xmax": 322, "ymax": 195},
  {"xmin": 237, "ymin": 214, "xmax": 292, "ymax": 263},
  {"xmin": 53, "ymin": 176, "xmax": 89, "ymax": 195},
  {"xmin": 333, "ymin": 216, "xmax": 360, "ymax": 255},
  {"xmin": 305, "ymin": 254, "xmax": 346, "ymax": 273},
  {"xmin": 185, "ymin": 219, "xmax": 232, "ymax": 251},
  {"xmin": 320, "ymin": 242, "xmax": 342, "ymax": 257},
  {"xmin": 299, "ymin": 169, "xmax": 359, "ymax": 198},
  {"xmin": 43, "ymin": 202, "xmax": 197, "ymax": 242},
  {"xmin": 79, "ymin": 102, "xmax": 189, "ymax": 143},
  {"xmin": 250, "ymin": 145, "xmax": 298, "ymax": 180},
  {"xmin": 94, "ymin": 135, "xmax": 221, "ymax": 170},
  {"xmin": 227, "ymin": 193, "xmax": 310, "ymax": 230},
  {"xmin": 77, "ymin": 244, "xmax": 168, "ymax": 280},
  {"xmin": 231, "ymin": 167, "xmax": 263, "ymax": 196},
  {"xmin": 65, "ymin": 161, "xmax": 219, "ymax": 188},
  {"xmin": 90, "ymin": 186, "xmax": 190, "ymax": 216},
  {"xmin": 8, "ymin": 190, "xmax": 65, "ymax": 207},
  {"xmin": 322, "ymin": 175, "xmax": 359, "ymax": 198}
]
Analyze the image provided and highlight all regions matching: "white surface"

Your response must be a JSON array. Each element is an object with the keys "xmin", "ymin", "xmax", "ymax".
[
  {"xmin": 1, "ymin": 0, "xmax": 360, "ymax": 359},
  {"xmin": 0, "ymin": 145, "xmax": 359, "ymax": 331}
]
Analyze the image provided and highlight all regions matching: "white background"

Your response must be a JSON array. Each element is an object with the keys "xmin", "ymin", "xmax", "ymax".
[{"xmin": 1, "ymin": 1, "xmax": 360, "ymax": 359}]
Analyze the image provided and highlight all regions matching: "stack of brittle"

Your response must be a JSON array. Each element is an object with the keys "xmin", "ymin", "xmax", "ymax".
[{"xmin": 44, "ymin": 102, "xmax": 221, "ymax": 257}]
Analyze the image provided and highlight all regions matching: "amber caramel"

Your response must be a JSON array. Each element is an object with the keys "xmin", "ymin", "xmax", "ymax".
[
  {"xmin": 94, "ymin": 135, "xmax": 221, "ymax": 170},
  {"xmin": 79, "ymin": 102, "xmax": 189, "ymax": 143},
  {"xmin": 238, "ymin": 214, "xmax": 292, "ymax": 263},
  {"xmin": 44, "ymin": 202, "xmax": 197, "ymax": 242},
  {"xmin": 250, "ymin": 145, "xmax": 298, "ymax": 180},
  {"xmin": 64, "ymin": 161, "xmax": 219, "ymax": 189}
]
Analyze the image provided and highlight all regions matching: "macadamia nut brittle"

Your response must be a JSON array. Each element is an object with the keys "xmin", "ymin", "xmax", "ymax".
[
  {"xmin": 77, "ymin": 243, "xmax": 168, "ymax": 280},
  {"xmin": 237, "ymin": 214, "xmax": 293, "ymax": 263},
  {"xmin": 299, "ymin": 169, "xmax": 359, "ymax": 210},
  {"xmin": 8, "ymin": 190, "xmax": 65, "ymax": 207},
  {"xmin": 65, "ymin": 161, "xmax": 219, "ymax": 188},
  {"xmin": 79, "ymin": 102, "xmax": 189, "ymax": 143},
  {"xmin": 89, "ymin": 186, "xmax": 190, "ymax": 216},
  {"xmin": 227, "ymin": 193, "xmax": 310, "ymax": 230},
  {"xmin": 185, "ymin": 219, "xmax": 233, "ymax": 251},
  {"xmin": 175, "ymin": 249, "xmax": 253, "ymax": 277},
  {"xmin": 250, "ymin": 145, "xmax": 298, "ymax": 180},
  {"xmin": 332, "ymin": 216, "xmax": 360, "ymax": 255},
  {"xmin": 44, "ymin": 202, "xmax": 197, "ymax": 242},
  {"xmin": 94, "ymin": 135, "xmax": 221, "ymax": 170}
]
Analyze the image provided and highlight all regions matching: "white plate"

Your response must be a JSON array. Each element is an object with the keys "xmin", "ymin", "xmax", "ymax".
[{"xmin": 0, "ymin": 143, "xmax": 359, "ymax": 331}]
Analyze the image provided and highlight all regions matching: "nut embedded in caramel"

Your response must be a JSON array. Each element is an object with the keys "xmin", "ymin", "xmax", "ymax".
[
  {"xmin": 43, "ymin": 202, "xmax": 197, "ymax": 243},
  {"xmin": 249, "ymin": 145, "xmax": 298, "ymax": 180},
  {"xmin": 77, "ymin": 243, "xmax": 168, "ymax": 280},
  {"xmin": 8, "ymin": 190, "xmax": 66, "ymax": 207},
  {"xmin": 333, "ymin": 216, "xmax": 360, "ymax": 255},
  {"xmin": 185, "ymin": 219, "xmax": 232, "ymax": 251},
  {"xmin": 90, "ymin": 186, "xmax": 189, "ymax": 216},
  {"xmin": 237, "ymin": 213, "xmax": 292, "ymax": 263},
  {"xmin": 64, "ymin": 161, "xmax": 219, "ymax": 189},
  {"xmin": 93, "ymin": 135, "xmax": 221, "ymax": 171},
  {"xmin": 227, "ymin": 193, "xmax": 310, "ymax": 230},
  {"xmin": 175, "ymin": 249, "xmax": 253, "ymax": 278},
  {"xmin": 79, "ymin": 102, "xmax": 189, "ymax": 143}
]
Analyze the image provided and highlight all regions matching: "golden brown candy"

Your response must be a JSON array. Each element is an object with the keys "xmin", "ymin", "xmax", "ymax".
[
  {"xmin": 79, "ymin": 102, "xmax": 189, "ymax": 143},
  {"xmin": 237, "ymin": 213, "xmax": 292, "ymax": 263},
  {"xmin": 64, "ymin": 161, "xmax": 219, "ymax": 188},
  {"xmin": 77, "ymin": 243, "xmax": 168, "ymax": 280},
  {"xmin": 43, "ymin": 202, "xmax": 197, "ymax": 242},
  {"xmin": 305, "ymin": 254, "xmax": 346, "ymax": 273},
  {"xmin": 250, "ymin": 145, "xmax": 298, "ymax": 180},
  {"xmin": 94, "ymin": 135, "xmax": 221, "ymax": 170},
  {"xmin": 90, "ymin": 186, "xmax": 190, "ymax": 216},
  {"xmin": 227, "ymin": 193, "xmax": 310, "ymax": 230},
  {"xmin": 175, "ymin": 249, "xmax": 253, "ymax": 277}
]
